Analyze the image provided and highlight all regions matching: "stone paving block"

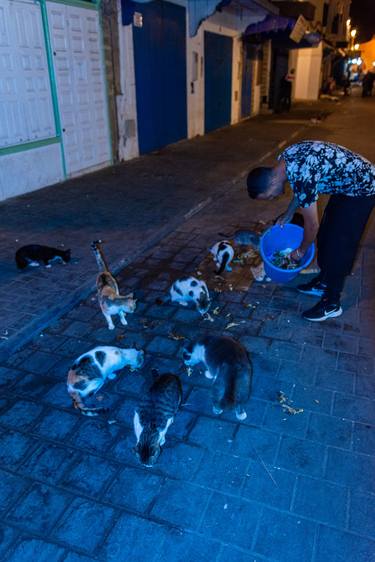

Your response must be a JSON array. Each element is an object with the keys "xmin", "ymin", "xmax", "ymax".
[
  {"xmin": 72, "ymin": 419, "xmax": 119, "ymax": 455},
  {"xmin": 0, "ymin": 470, "xmax": 28, "ymax": 513},
  {"xmin": 323, "ymin": 333, "xmax": 358, "ymax": 354},
  {"xmin": 114, "ymin": 370, "xmax": 146, "ymax": 396},
  {"xmin": 151, "ymin": 480, "xmax": 211, "ymax": 530},
  {"xmin": 291, "ymin": 384, "xmax": 333, "ymax": 415},
  {"xmin": 113, "ymin": 397, "xmax": 138, "ymax": 427},
  {"xmin": 7, "ymin": 483, "xmax": 69, "ymax": 534},
  {"xmin": 44, "ymin": 382, "xmax": 76, "ymax": 409},
  {"xmin": 333, "ymin": 393, "xmax": 375, "ymax": 425},
  {"xmin": 0, "ymin": 526, "xmax": 18, "ymax": 560},
  {"xmin": 63, "ymin": 553, "xmax": 97, "ymax": 562},
  {"xmin": 147, "ymin": 336, "xmax": 181, "ymax": 356},
  {"xmin": 262, "ymin": 403, "xmax": 308, "ymax": 438},
  {"xmin": 104, "ymin": 466, "xmax": 163, "ymax": 512},
  {"xmin": 200, "ymin": 492, "xmax": 261, "ymax": 550},
  {"xmin": 53, "ymin": 498, "xmax": 116, "ymax": 554},
  {"xmin": 168, "ymin": 410, "xmax": 197, "ymax": 439},
  {"xmin": 269, "ymin": 341, "xmax": 302, "ymax": 361},
  {"xmin": 292, "ymin": 476, "xmax": 348, "ymax": 527},
  {"xmin": 60, "ymin": 454, "xmax": 118, "ymax": 497},
  {"xmin": 358, "ymin": 337, "xmax": 375, "ymax": 358},
  {"xmin": 254, "ymin": 507, "xmax": 317, "ymax": 562},
  {"xmin": 325, "ymin": 448, "xmax": 375, "ymax": 494},
  {"xmin": 0, "ymin": 430, "xmax": 36, "ymax": 468},
  {"xmin": 260, "ymin": 322, "xmax": 293, "ymax": 341},
  {"xmin": 155, "ymin": 529, "xmax": 222, "ymax": 562},
  {"xmin": 252, "ymin": 373, "xmax": 293, "ymax": 404},
  {"xmin": 232, "ymin": 426, "xmax": 280, "ymax": 464},
  {"xmin": 19, "ymin": 351, "xmax": 61, "ymax": 374},
  {"xmin": 4, "ymin": 537, "xmax": 65, "ymax": 562},
  {"xmin": 315, "ymin": 525, "xmax": 375, "ymax": 562},
  {"xmin": 239, "ymin": 335, "xmax": 272, "ymax": 356},
  {"xmin": 194, "ymin": 450, "xmax": 249, "ymax": 495},
  {"xmin": 315, "ymin": 368, "xmax": 355, "ymax": 394},
  {"xmin": 0, "ymin": 399, "xmax": 44, "ymax": 430},
  {"xmin": 353, "ymin": 422, "xmax": 375, "ymax": 455},
  {"xmin": 102, "ymin": 513, "xmax": 168, "ymax": 561},
  {"xmin": 56, "ymin": 338, "xmax": 94, "ymax": 358},
  {"xmin": 349, "ymin": 489, "xmax": 375, "ymax": 538},
  {"xmin": 271, "ymin": 296, "xmax": 300, "ymax": 312},
  {"xmin": 242, "ymin": 461, "xmax": 296, "ymax": 510},
  {"xmin": 173, "ymin": 308, "xmax": 201, "ymax": 323},
  {"xmin": 14, "ymin": 373, "xmax": 57, "ymax": 398},
  {"xmin": 34, "ymin": 409, "xmax": 78, "ymax": 441},
  {"xmin": 157, "ymin": 442, "xmax": 204, "ymax": 481},
  {"xmin": 147, "ymin": 304, "xmax": 177, "ymax": 320},
  {"xmin": 251, "ymin": 353, "xmax": 280, "ymax": 378},
  {"xmin": 307, "ymin": 412, "xmax": 352, "ymax": 449},
  {"xmin": 354, "ymin": 373, "xmax": 375, "ymax": 398},
  {"xmin": 277, "ymin": 435, "xmax": 325, "ymax": 477},
  {"xmin": 20, "ymin": 443, "xmax": 75, "ymax": 485},
  {"xmin": 110, "ymin": 428, "xmax": 138, "ymax": 466},
  {"xmin": 337, "ymin": 353, "xmax": 374, "ymax": 375},
  {"xmin": 0, "ymin": 368, "xmax": 23, "ymax": 390},
  {"xmin": 300, "ymin": 345, "xmax": 337, "ymax": 370},
  {"xmin": 189, "ymin": 416, "xmax": 237, "ymax": 453}
]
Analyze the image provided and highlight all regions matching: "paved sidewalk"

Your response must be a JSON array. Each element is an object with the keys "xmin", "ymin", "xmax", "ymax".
[
  {"xmin": 0, "ymin": 103, "xmax": 333, "ymax": 358},
  {"xmin": 0, "ymin": 95, "xmax": 373, "ymax": 561}
]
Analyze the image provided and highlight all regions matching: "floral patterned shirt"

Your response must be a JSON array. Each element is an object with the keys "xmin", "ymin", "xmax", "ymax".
[{"xmin": 279, "ymin": 141, "xmax": 375, "ymax": 208}]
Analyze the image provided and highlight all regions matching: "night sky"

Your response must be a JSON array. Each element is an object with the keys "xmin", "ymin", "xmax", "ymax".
[{"xmin": 350, "ymin": 0, "xmax": 375, "ymax": 42}]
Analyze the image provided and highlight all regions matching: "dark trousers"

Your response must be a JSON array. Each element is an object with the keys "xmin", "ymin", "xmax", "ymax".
[{"xmin": 317, "ymin": 194, "xmax": 375, "ymax": 302}]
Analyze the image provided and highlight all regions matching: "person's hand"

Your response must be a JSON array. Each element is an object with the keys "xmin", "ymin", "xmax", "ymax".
[{"xmin": 290, "ymin": 247, "xmax": 305, "ymax": 262}]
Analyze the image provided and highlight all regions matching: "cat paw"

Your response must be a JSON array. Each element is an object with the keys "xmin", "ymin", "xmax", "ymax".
[
  {"xmin": 204, "ymin": 370, "xmax": 214, "ymax": 379},
  {"xmin": 120, "ymin": 318, "xmax": 128, "ymax": 326},
  {"xmin": 236, "ymin": 410, "xmax": 247, "ymax": 421},
  {"xmin": 212, "ymin": 406, "xmax": 223, "ymax": 415},
  {"xmin": 107, "ymin": 324, "xmax": 115, "ymax": 330}
]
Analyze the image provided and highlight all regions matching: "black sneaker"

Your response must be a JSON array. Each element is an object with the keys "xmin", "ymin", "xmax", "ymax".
[
  {"xmin": 302, "ymin": 299, "xmax": 343, "ymax": 322},
  {"xmin": 297, "ymin": 279, "xmax": 327, "ymax": 297}
]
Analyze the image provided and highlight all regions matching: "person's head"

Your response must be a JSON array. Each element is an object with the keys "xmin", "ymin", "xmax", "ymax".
[{"xmin": 246, "ymin": 166, "xmax": 284, "ymax": 200}]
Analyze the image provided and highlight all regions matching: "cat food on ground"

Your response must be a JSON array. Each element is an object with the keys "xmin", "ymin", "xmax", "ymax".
[
  {"xmin": 133, "ymin": 371, "xmax": 182, "ymax": 467},
  {"xmin": 170, "ymin": 277, "xmax": 210, "ymax": 315},
  {"xmin": 92, "ymin": 240, "xmax": 137, "ymax": 330},
  {"xmin": 67, "ymin": 346, "xmax": 144, "ymax": 416},
  {"xmin": 183, "ymin": 335, "xmax": 252, "ymax": 421},
  {"xmin": 15, "ymin": 245, "xmax": 71, "ymax": 270}
]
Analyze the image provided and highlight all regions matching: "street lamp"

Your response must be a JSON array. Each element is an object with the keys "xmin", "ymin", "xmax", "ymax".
[
  {"xmin": 354, "ymin": 43, "xmax": 360, "ymax": 50},
  {"xmin": 350, "ymin": 29, "xmax": 357, "ymax": 38}
]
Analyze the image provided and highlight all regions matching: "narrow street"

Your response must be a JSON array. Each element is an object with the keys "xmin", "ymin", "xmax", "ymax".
[{"xmin": 0, "ymin": 93, "xmax": 374, "ymax": 561}]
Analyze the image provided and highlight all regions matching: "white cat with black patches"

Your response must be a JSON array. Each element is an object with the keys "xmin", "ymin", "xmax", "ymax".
[
  {"xmin": 210, "ymin": 240, "xmax": 234, "ymax": 274},
  {"xmin": 67, "ymin": 345, "xmax": 144, "ymax": 416},
  {"xmin": 133, "ymin": 371, "xmax": 182, "ymax": 467},
  {"xmin": 183, "ymin": 335, "xmax": 252, "ymax": 420},
  {"xmin": 170, "ymin": 277, "xmax": 210, "ymax": 315}
]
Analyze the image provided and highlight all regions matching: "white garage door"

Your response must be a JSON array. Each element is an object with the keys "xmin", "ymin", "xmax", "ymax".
[{"xmin": 47, "ymin": 3, "xmax": 111, "ymax": 175}]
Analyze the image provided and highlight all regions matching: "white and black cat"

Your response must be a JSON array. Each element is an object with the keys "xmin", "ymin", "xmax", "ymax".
[
  {"xmin": 170, "ymin": 277, "xmax": 210, "ymax": 315},
  {"xmin": 133, "ymin": 371, "xmax": 182, "ymax": 467},
  {"xmin": 91, "ymin": 240, "xmax": 137, "ymax": 330},
  {"xmin": 15, "ymin": 245, "xmax": 71, "ymax": 270},
  {"xmin": 210, "ymin": 240, "xmax": 234, "ymax": 274},
  {"xmin": 183, "ymin": 335, "xmax": 252, "ymax": 420},
  {"xmin": 67, "ymin": 345, "xmax": 144, "ymax": 416}
]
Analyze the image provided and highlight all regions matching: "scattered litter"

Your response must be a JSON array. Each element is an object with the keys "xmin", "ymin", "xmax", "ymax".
[
  {"xmin": 228, "ymin": 284, "xmax": 233, "ymax": 291},
  {"xmin": 108, "ymin": 419, "xmax": 117, "ymax": 425},
  {"xmin": 203, "ymin": 312, "xmax": 214, "ymax": 322},
  {"xmin": 186, "ymin": 367, "xmax": 193, "ymax": 377},
  {"xmin": 213, "ymin": 307, "xmax": 221, "ymax": 315},
  {"xmin": 314, "ymin": 399, "xmax": 320, "ymax": 404},
  {"xmin": 225, "ymin": 322, "xmax": 241, "ymax": 330},
  {"xmin": 251, "ymin": 262, "xmax": 266, "ymax": 282},
  {"xmin": 224, "ymin": 504, "xmax": 228, "ymax": 510},
  {"xmin": 168, "ymin": 332, "xmax": 185, "ymax": 341},
  {"xmin": 277, "ymin": 391, "xmax": 304, "ymax": 415},
  {"xmin": 196, "ymin": 270, "xmax": 202, "ymax": 276}
]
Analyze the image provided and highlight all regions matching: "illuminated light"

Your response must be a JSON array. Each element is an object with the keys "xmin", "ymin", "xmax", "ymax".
[
  {"xmin": 350, "ymin": 29, "xmax": 357, "ymax": 38},
  {"xmin": 346, "ymin": 18, "xmax": 351, "ymax": 27},
  {"xmin": 372, "ymin": 61, "xmax": 375, "ymax": 67},
  {"xmin": 354, "ymin": 43, "xmax": 360, "ymax": 50}
]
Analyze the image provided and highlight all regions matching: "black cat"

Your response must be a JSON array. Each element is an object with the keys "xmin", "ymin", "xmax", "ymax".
[{"xmin": 15, "ymin": 245, "xmax": 71, "ymax": 270}]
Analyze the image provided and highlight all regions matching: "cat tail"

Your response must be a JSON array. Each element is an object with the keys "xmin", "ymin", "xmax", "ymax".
[
  {"xmin": 70, "ymin": 391, "xmax": 109, "ymax": 417},
  {"xmin": 217, "ymin": 251, "xmax": 230, "ymax": 275},
  {"xmin": 91, "ymin": 240, "xmax": 110, "ymax": 273},
  {"xmin": 15, "ymin": 254, "xmax": 28, "ymax": 270}
]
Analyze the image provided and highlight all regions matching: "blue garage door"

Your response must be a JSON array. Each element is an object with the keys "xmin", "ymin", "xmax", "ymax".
[
  {"xmin": 204, "ymin": 31, "xmax": 233, "ymax": 133},
  {"xmin": 132, "ymin": 0, "xmax": 187, "ymax": 154}
]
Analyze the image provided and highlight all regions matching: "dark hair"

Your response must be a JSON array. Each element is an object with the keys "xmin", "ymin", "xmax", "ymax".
[{"xmin": 246, "ymin": 167, "xmax": 273, "ymax": 199}]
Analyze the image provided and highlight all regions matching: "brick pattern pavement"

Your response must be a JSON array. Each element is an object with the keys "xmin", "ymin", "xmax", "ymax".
[{"xmin": 0, "ymin": 170, "xmax": 374, "ymax": 561}]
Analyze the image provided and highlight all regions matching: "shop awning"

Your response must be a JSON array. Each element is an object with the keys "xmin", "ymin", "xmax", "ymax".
[{"xmin": 244, "ymin": 13, "xmax": 321, "ymax": 48}]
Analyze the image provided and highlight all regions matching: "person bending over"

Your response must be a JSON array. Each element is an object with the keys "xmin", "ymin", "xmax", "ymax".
[{"xmin": 246, "ymin": 140, "xmax": 375, "ymax": 321}]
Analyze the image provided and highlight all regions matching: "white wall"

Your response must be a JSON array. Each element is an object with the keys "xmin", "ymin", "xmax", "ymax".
[
  {"xmin": 0, "ymin": 144, "xmax": 63, "ymax": 201},
  {"xmin": 294, "ymin": 43, "xmax": 323, "ymax": 100}
]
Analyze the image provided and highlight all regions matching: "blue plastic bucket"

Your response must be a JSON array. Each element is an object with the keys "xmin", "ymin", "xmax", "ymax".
[{"xmin": 260, "ymin": 224, "xmax": 315, "ymax": 283}]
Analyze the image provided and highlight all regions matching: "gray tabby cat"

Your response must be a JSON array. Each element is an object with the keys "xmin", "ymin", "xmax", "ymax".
[
  {"xmin": 183, "ymin": 335, "xmax": 252, "ymax": 420},
  {"xmin": 133, "ymin": 371, "xmax": 182, "ymax": 467}
]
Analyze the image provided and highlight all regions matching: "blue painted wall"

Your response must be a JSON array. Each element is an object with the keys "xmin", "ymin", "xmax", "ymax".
[
  {"xmin": 204, "ymin": 31, "xmax": 233, "ymax": 133},
  {"xmin": 131, "ymin": 0, "xmax": 187, "ymax": 154}
]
